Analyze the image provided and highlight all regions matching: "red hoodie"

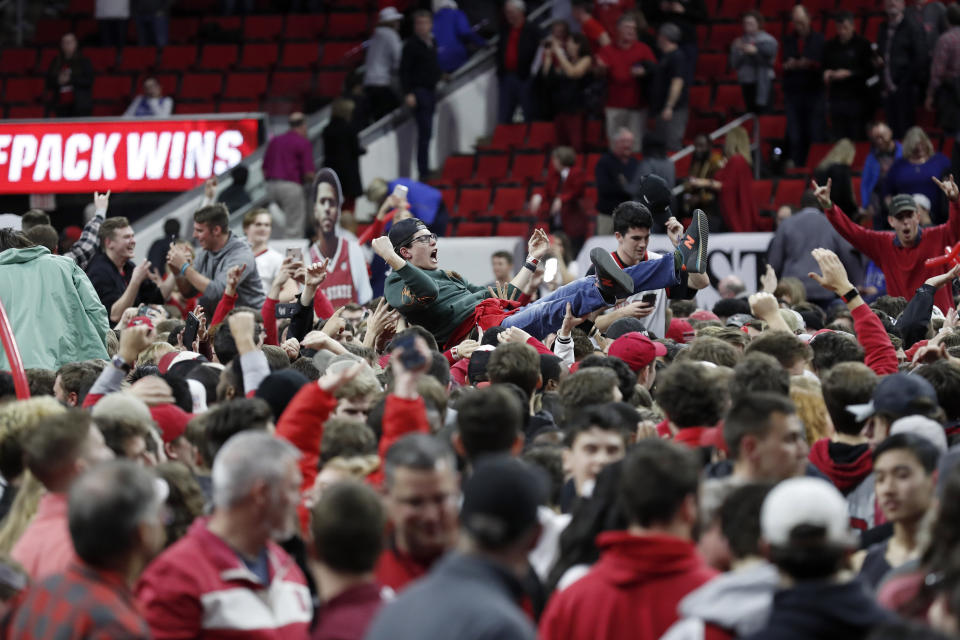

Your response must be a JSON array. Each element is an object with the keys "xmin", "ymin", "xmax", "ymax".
[
  {"xmin": 808, "ymin": 439, "xmax": 872, "ymax": 493},
  {"xmin": 540, "ymin": 531, "xmax": 717, "ymax": 640}
]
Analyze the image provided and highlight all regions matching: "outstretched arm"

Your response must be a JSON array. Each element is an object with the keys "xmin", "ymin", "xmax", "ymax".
[{"xmin": 509, "ymin": 228, "xmax": 551, "ymax": 292}]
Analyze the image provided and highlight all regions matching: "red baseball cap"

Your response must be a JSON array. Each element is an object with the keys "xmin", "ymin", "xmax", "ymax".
[
  {"xmin": 608, "ymin": 332, "xmax": 667, "ymax": 373},
  {"xmin": 150, "ymin": 403, "xmax": 194, "ymax": 443},
  {"xmin": 690, "ymin": 310, "xmax": 721, "ymax": 323},
  {"xmin": 666, "ymin": 318, "xmax": 695, "ymax": 344}
]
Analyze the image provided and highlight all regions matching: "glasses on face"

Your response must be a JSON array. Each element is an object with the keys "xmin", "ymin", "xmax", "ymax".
[{"xmin": 409, "ymin": 233, "xmax": 438, "ymax": 246}]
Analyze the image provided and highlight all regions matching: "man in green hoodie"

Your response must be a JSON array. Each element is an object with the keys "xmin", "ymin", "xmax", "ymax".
[
  {"xmin": 376, "ymin": 212, "xmax": 708, "ymax": 348},
  {"xmin": 0, "ymin": 229, "xmax": 108, "ymax": 371}
]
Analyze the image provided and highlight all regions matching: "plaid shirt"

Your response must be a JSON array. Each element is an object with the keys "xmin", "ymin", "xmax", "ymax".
[
  {"xmin": 66, "ymin": 208, "xmax": 104, "ymax": 270},
  {"xmin": 2, "ymin": 561, "xmax": 149, "ymax": 640},
  {"xmin": 929, "ymin": 26, "xmax": 960, "ymax": 99}
]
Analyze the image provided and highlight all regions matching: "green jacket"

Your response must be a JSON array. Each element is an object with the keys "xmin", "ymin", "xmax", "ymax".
[
  {"xmin": 0, "ymin": 246, "xmax": 109, "ymax": 370},
  {"xmin": 384, "ymin": 264, "xmax": 520, "ymax": 346}
]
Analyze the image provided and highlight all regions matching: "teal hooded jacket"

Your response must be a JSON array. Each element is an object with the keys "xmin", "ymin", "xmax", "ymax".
[{"xmin": 0, "ymin": 246, "xmax": 108, "ymax": 370}]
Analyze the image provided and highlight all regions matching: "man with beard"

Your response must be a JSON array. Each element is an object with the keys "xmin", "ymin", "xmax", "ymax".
[
  {"xmin": 136, "ymin": 433, "xmax": 313, "ymax": 639},
  {"xmin": 307, "ymin": 168, "xmax": 373, "ymax": 308}
]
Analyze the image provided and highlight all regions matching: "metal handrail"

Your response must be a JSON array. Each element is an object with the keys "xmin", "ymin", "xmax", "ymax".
[{"xmin": 669, "ymin": 111, "xmax": 761, "ymax": 196}]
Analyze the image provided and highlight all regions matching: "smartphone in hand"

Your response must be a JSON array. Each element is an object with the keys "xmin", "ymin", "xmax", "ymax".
[
  {"xmin": 182, "ymin": 312, "xmax": 200, "ymax": 348},
  {"xmin": 641, "ymin": 293, "xmax": 657, "ymax": 306}
]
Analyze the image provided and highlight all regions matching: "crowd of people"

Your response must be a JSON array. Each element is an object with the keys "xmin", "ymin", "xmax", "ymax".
[{"xmin": 3, "ymin": 134, "xmax": 960, "ymax": 639}]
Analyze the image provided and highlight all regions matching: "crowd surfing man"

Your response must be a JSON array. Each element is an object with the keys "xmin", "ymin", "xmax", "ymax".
[{"xmin": 374, "ymin": 211, "xmax": 709, "ymax": 348}]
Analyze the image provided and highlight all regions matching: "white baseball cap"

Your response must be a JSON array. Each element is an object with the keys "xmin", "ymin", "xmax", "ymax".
[
  {"xmin": 891, "ymin": 416, "xmax": 948, "ymax": 454},
  {"xmin": 761, "ymin": 477, "xmax": 856, "ymax": 548},
  {"xmin": 379, "ymin": 7, "xmax": 403, "ymax": 23}
]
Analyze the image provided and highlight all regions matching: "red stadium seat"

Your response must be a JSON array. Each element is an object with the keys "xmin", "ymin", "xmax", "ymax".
[
  {"xmin": 695, "ymin": 52, "xmax": 730, "ymax": 79},
  {"xmin": 179, "ymin": 73, "xmax": 224, "ymax": 100},
  {"xmin": 239, "ymin": 43, "xmax": 279, "ymax": 70},
  {"xmin": 34, "ymin": 19, "xmax": 72, "ymax": 45},
  {"xmin": 455, "ymin": 221, "xmax": 494, "ymax": 237},
  {"xmin": 175, "ymin": 101, "xmax": 217, "ymax": 114},
  {"xmin": 38, "ymin": 48, "xmax": 58, "ymax": 73},
  {"xmin": 284, "ymin": 14, "xmax": 326, "ymax": 40},
  {"xmin": 706, "ymin": 24, "xmax": 740, "ymax": 52},
  {"xmin": 527, "ymin": 122, "xmax": 557, "ymax": 149},
  {"xmin": 84, "ymin": 47, "xmax": 117, "ymax": 72},
  {"xmin": 511, "ymin": 153, "xmax": 545, "ymax": 183},
  {"xmin": 92, "ymin": 103, "xmax": 124, "ymax": 117},
  {"xmin": 7, "ymin": 104, "xmax": 44, "ymax": 119},
  {"xmin": 491, "ymin": 187, "xmax": 528, "ymax": 215},
  {"xmin": 67, "ymin": 0, "xmax": 94, "ymax": 15},
  {"xmin": 198, "ymin": 44, "xmax": 239, "ymax": 71},
  {"xmin": 585, "ymin": 152, "xmax": 603, "ymax": 179},
  {"xmin": 73, "ymin": 18, "xmax": 99, "ymax": 43},
  {"xmin": 585, "ymin": 119, "xmax": 606, "ymax": 149},
  {"xmin": 325, "ymin": 13, "xmax": 370, "ymax": 39},
  {"xmin": 0, "ymin": 48, "xmax": 37, "ymax": 74},
  {"xmin": 714, "ymin": 84, "xmax": 746, "ymax": 115},
  {"xmin": 439, "ymin": 187, "xmax": 457, "ymax": 215},
  {"xmin": 223, "ymin": 72, "xmax": 268, "ymax": 100},
  {"xmin": 118, "ymin": 46, "xmax": 158, "ymax": 72},
  {"xmin": 243, "ymin": 15, "xmax": 284, "ymax": 41},
  {"xmin": 805, "ymin": 142, "xmax": 833, "ymax": 170},
  {"xmin": 219, "ymin": 98, "xmax": 261, "ymax": 113},
  {"xmin": 315, "ymin": 70, "xmax": 347, "ymax": 98},
  {"xmin": 203, "ymin": 16, "xmax": 242, "ymax": 32},
  {"xmin": 673, "ymin": 153, "xmax": 693, "ymax": 177},
  {"xmin": 320, "ymin": 41, "xmax": 363, "ymax": 67},
  {"xmin": 852, "ymin": 141, "xmax": 871, "ymax": 172},
  {"xmin": 150, "ymin": 73, "xmax": 179, "ymax": 96},
  {"xmin": 93, "ymin": 75, "xmax": 133, "ymax": 101},
  {"xmin": 280, "ymin": 43, "xmax": 320, "ymax": 69},
  {"xmin": 688, "ymin": 85, "xmax": 712, "ymax": 114},
  {"xmin": 457, "ymin": 188, "xmax": 491, "ymax": 217},
  {"xmin": 865, "ymin": 16, "xmax": 884, "ymax": 42},
  {"xmin": 718, "ymin": 0, "xmax": 757, "ymax": 20},
  {"xmin": 441, "ymin": 155, "xmax": 474, "ymax": 183},
  {"xmin": 159, "ymin": 45, "xmax": 198, "ymax": 71},
  {"xmin": 752, "ymin": 179, "xmax": 774, "ymax": 210},
  {"xmin": 271, "ymin": 71, "xmax": 312, "ymax": 95},
  {"xmin": 490, "ymin": 124, "xmax": 528, "ymax": 150},
  {"xmin": 757, "ymin": 114, "xmax": 787, "ymax": 140},
  {"xmin": 168, "ymin": 18, "xmax": 200, "ymax": 43},
  {"xmin": 497, "ymin": 221, "xmax": 532, "ymax": 236},
  {"xmin": 475, "ymin": 154, "xmax": 510, "ymax": 184},
  {"xmin": 772, "ymin": 179, "xmax": 806, "ymax": 209}
]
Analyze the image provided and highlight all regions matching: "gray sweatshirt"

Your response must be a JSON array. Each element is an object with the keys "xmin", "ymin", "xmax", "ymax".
[{"xmin": 193, "ymin": 231, "xmax": 265, "ymax": 316}]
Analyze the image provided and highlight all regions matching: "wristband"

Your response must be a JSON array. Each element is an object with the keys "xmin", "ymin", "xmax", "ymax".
[
  {"xmin": 111, "ymin": 354, "xmax": 132, "ymax": 374},
  {"xmin": 524, "ymin": 255, "xmax": 539, "ymax": 266},
  {"xmin": 179, "ymin": 261, "xmax": 191, "ymax": 276},
  {"xmin": 451, "ymin": 346, "xmax": 461, "ymax": 361},
  {"xmin": 556, "ymin": 335, "xmax": 572, "ymax": 343},
  {"xmin": 523, "ymin": 261, "xmax": 538, "ymax": 272},
  {"xmin": 839, "ymin": 287, "xmax": 860, "ymax": 303}
]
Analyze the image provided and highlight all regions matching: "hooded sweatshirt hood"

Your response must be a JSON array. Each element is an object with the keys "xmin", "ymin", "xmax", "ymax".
[
  {"xmin": 808, "ymin": 439, "xmax": 873, "ymax": 493},
  {"xmin": 594, "ymin": 531, "xmax": 707, "ymax": 586},
  {"xmin": 747, "ymin": 580, "xmax": 893, "ymax": 640},
  {"xmin": 0, "ymin": 245, "xmax": 50, "ymax": 265},
  {"xmin": 672, "ymin": 561, "xmax": 779, "ymax": 637}
]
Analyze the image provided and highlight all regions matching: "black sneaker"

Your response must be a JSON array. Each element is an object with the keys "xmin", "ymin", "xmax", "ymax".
[
  {"xmin": 676, "ymin": 209, "xmax": 709, "ymax": 274},
  {"xmin": 590, "ymin": 248, "xmax": 634, "ymax": 303}
]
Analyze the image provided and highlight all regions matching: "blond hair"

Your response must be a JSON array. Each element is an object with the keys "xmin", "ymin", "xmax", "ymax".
[
  {"xmin": 902, "ymin": 126, "xmax": 934, "ymax": 160},
  {"xmin": 790, "ymin": 375, "xmax": 832, "ymax": 445},
  {"xmin": 0, "ymin": 473, "xmax": 44, "ymax": 554},
  {"xmin": 331, "ymin": 97, "xmax": 356, "ymax": 121},
  {"xmin": 817, "ymin": 138, "xmax": 856, "ymax": 170},
  {"xmin": 724, "ymin": 127, "xmax": 752, "ymax": 166},
  {"xmin": 0, "ymin": 397, "xmax": 65, "ymax": 481},
  {"xmin": 136, "ymin": 342, "xmax": 177, "ymax": 368}
]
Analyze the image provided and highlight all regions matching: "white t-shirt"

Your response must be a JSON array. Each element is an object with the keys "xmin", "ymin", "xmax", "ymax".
[
  {"xmin": 254, "ymin": 247, "xmax": 284, "ymax": 293},
  {"xmin": 601, "ymin": 250, "xmax": 669, "ymax": 338}
]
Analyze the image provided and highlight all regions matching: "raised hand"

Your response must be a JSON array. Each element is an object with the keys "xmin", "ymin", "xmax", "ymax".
[
  {"xmin": 93, "ymin": 190, "xmax": 110, "ymax": 210},
  {"xmin": 204, "ymin": 176, "xmax": 218, "ymax": 201},
  {"xmin": 487, "ymin": 282, "xmax": 519, "ymax": 301},
  {"xmin": 320, "ymin": 306, "xmax": 346, "ymax": 338},
  {"xmin": 304, "ymin": 259, "xmax": 330, "ymax": 288},
  {"xmin": 372, "ymin": 236, "xmax": 405, "ymax": 269},
  {"xmin": 808, "ymin": 248, "xmax": 853, "ymax": 295},
  {"xmin": 560, "ymin": 302, "xmax": 586, "ymax": 335},
  {"xmin": 748, "ymin": 291, "xmax": 780, "ymax": 319},
  {"xmin": 498, "ymin": 326, "xmax": 532, "ymax": 344},
  {"xmin": 119, "ymin": 324, "xmax": 155, "ymax": 364},
  {"xmin": 666, "ymin": 216, "xmax": 684, "ymax": 247},
  {"xmin": 810, "ymin": 178, "xmax": 833, "ymax": 211},
  {"xmin": 455, "ymin": 338, "xmax": 481, "ymax": 360},
  {"xmin": 132, "ymin": 260, "xmax": 152, "ymax": 284},
  {"xmin": 527, "ymin": 228, "xmax": 551, "ymax": 260},
  {"xmin": 925, "ymin": 263, "xmax": 960, "ymax": 290},
  {"xmin": 933, "ymin": 174, "xmax": 960, "ymax": 202},
  {"xmin": 281, "ymin": 337, "xmax": 301, "ymax": 361},
  {"xmin": 760, "ymin": 263, "xmax": 778, "ymax": 294},
  {"xmin": 225, "ymin": 264, "xmax": 246, "ymax": 295}
]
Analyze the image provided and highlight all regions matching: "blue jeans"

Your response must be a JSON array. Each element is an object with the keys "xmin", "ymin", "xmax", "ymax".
[
  {"xmin": 135, "ymin": 14, "xmax": 168, "ymax": 47},
  {"xmin": 501, "ymin": 254, "xmax": 677, "ymax": 338},
  {"xmin": 413, "ymin": 88, "xmax": 436, "ymax": 179}
]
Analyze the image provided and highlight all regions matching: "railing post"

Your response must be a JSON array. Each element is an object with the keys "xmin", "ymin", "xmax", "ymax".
[{"xmin": 0, "ymin": 298, "xmax": 30, "ymax": 400}]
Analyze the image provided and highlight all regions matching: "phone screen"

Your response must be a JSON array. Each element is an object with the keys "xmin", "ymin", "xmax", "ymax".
[
  {"xmin": 642, "ymin": 293, "xmax": 657, "ymax": 305},
  {"xmin": 182, "ymin": 312, "xmax": 199, "ymax": 347}
]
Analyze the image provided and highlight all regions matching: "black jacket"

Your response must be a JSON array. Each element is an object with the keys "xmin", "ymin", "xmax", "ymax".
[
  {"xmin": 595, "ymin": 152, "xmax": 638, "ymax": 216},
  {"xmin": 741, "ymin": 580, "xmax": 893, "ymax": 640},
  {"xmin": 45, "ymin": 53, "xmax": 93, "ymax": 116},
  {"xmin": 400, "ymin": 35, "xmax": 441, "ymax": 94},
  {"xmin": 641, "ymin": 0, "xmax": 706, "ymax": 45},
  {"xmin": 85, "ymin": 251, "xmax": 163, "ymax": 320},
  {"xmin": 496, "ymin": 20, "xmax": 540, "ymax": 79},
  {"xmin": 878, "ymin": 15, "xmax": 929, "ymax": 89},
  {"xmin": 782, "ymin": 31, "xmax": 825, "ymax": 94},
  {"xmin": 321, "ymin": 116, "xmax": 364, "ymax": 199},
  {"xmin": 822, "ymin": 34, "xmax": 874, "ymax": 101},
  {"xmin": 365, "ymin": 553, "xmax": 536, "ymax": 640}
]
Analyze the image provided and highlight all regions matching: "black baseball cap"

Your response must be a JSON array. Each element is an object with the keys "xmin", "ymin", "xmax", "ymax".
[
  {"xmin": 638, "ymin": 174, "xmax": 672, "ymax": 217},
  {"xmin": 460, "ymin": 456, "xmax": 546, "ymax": 548},
  {"xmin": 389, "ymin": 218, "xmax": 429, "ymax": 250}
]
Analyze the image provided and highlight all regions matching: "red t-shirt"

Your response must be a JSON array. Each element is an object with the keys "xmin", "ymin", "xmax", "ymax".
[
  {"xmin": 594, "ymin": 0, "xmax": 635, "ymax": 36},
  {"xmin": 582, "ymin": 16, "xmax": 608, "ymax": 52},
  {"xmin": 597, "ymin": 41, "xmax": 656, "ymax": 108},
  {"xmin": 505, "ymin": 22, "xmax": 523, "ymax": 72}
]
